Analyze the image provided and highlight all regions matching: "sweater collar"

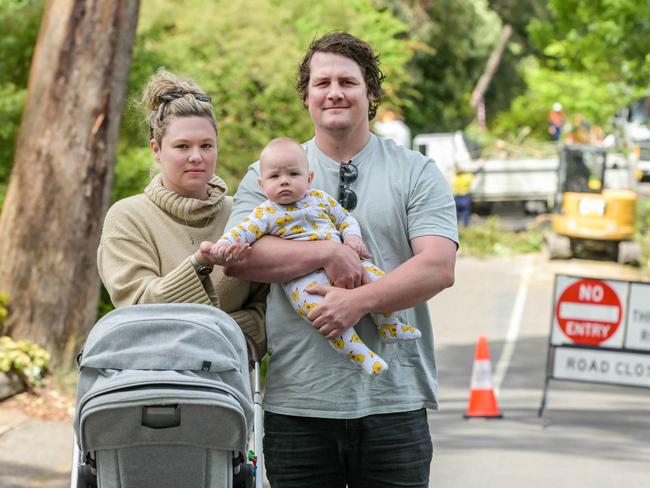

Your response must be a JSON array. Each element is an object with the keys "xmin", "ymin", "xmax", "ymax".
[{"xmin": 144, "ymin": 173, "xmax": 228, "ymax": 223}]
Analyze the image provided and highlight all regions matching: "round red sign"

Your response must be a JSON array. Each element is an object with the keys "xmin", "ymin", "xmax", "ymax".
[{"xmin": 555, "ymin": 279, "xmax": 622, "ymax": 346}]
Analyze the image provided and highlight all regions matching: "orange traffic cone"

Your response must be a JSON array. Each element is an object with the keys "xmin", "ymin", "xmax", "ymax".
[{"xmin": 464, "ymin": 336, "xmax": 502, "ymax": 418}]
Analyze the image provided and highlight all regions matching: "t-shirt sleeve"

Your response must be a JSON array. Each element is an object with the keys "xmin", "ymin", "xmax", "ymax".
[{"xmin": 407, "ymin": 160, "xmax": 459, "ymax": 245}]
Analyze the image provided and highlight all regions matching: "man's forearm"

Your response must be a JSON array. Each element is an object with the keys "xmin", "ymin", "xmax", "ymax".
[
  {"xmin": 223, "ymin": 236, "xmax": 332, "ymax": 283},
  {"xmin": 353, "ymin": 236, "xmax": 457, "ymax": 314}
]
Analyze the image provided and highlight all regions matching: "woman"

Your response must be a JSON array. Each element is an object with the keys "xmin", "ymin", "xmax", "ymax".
[{"xmin": 97, "ymin": 69, "xmax": 266, "ymax": 351}]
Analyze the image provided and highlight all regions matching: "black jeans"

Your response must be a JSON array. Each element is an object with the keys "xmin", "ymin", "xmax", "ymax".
[{"xmin": 263, "ymin": 409, "xmax": 433, "ymax": 488}]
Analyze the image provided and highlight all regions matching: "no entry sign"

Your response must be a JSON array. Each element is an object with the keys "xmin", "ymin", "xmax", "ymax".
[
  {"xmin": 541, "ymin": 275, "xmax": 650, "ymax": 417},
  {"xmin": 551, "ymin": 276, "xmax": 626, "ymax": 347}
]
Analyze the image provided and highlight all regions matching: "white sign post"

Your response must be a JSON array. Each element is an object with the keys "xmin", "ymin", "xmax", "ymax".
[
  {"xmin": 540, "ymin": 274, "xmax": 650, "ymax": 416},
  {"xmin": 625, "ymin": 283, "xmax": 650, "ymax": 351}
]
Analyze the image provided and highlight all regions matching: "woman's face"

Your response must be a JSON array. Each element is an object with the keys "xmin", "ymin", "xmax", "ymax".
[{"xmin": 150, "ymin": 116, "xmax": 217, "ymax": 200}]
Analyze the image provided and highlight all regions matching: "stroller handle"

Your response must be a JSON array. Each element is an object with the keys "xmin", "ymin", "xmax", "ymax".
[{"xmin": 244, "ymin": 334, "xmax": 261, "ymax": 365}]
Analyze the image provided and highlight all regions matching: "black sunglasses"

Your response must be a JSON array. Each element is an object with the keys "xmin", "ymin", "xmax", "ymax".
[
  {"xmin": 339, "ymin": 160, "xmax": 358, "ymax": 211},
  {"xmin": 158, "ymin": 92, "xmax": 212, "ymax": 103}
]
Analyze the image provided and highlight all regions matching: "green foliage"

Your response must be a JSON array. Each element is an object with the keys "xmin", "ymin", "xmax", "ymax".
[
  {"xmin": 0, "ymin": 0, "xmax": 42, "ymax": 86},
  {"xmin": 112, "ymin": 146, "xmax": 155, "ymax": 202},
  {"xmin": 382, "ymin": 0, "xmax": 503, "ymax": 133},
  {"xmin": 492, "ymin": 57, "xmax": 640, "ymax": 139},
  {"xmin": 0, "ymin": 0, "xmax": 43, "ymax": 204},
  {"xmin": 1, "ymin": 0, "xmax": 412, "ymax": 205},
  {"xmin": 493, "ymin": 0, "xmax": 649, "ymax": 142},
  {"xmin": 0, "ymin": 293, "xmax": 50, "ymax": 388},
  {"xmin": 0, "ymin": 85, "xmax": 26, "ymax": 182},
  {"xmin": 97, "ymin": 284, "xmax": 115, "ymax": 321},
  {"xmin": 529, "ymin": 0, "xmax": 650, "ymax": 87},
  {"xmin": 0, "ymin": 291, "xmax": 8, "ymax": 323},
  {"xmin": 116, "ymin": 0, "xmax": 413, "ymax": 196},
  {"xmin": 488, "ymin": 0, "xmax": 550, "ymax": 54},
  {"xmin": 459, "ymin": 216, "xmax": 543, "ymax": 257},
  {"xmin": 637, "ymin": 198, "xmax": 650, "ymax": 270},
  {"xmin": 0, "ymin": 336, "xmax": 50, "ymax": 388}
]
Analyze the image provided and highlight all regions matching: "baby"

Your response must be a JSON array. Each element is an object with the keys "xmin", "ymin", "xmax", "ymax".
[{"xmin": 211, "ymin": 137, "xmax": 420, "ymax": 376}]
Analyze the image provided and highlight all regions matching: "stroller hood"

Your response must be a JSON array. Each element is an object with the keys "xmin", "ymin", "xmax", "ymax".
[{"xmin": 74, "ymin": 304, "xmax": 253, "ymax": 454}]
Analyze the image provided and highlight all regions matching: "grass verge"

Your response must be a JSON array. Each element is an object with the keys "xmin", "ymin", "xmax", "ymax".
[{"xmin": 458, "ymin": 216, "xmax": 544, "ymax": 257}]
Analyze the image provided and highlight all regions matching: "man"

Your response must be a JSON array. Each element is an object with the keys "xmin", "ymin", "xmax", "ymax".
[
  {"xmin": 452, "ymin": 162, "xmax": 483, "ymax": 227},
  {"xmin": 221, "ymin": 32, "xmax": 458, "ymax": 487},
  {"xmin": 547, "ymin": 102, "xmax": 565, "ymax": 142}
]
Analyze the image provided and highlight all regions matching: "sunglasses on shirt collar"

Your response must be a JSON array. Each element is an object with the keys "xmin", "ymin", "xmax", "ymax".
[{"xmin": 339, "ymin": 160, "xmax": 358, "ymax": 211}]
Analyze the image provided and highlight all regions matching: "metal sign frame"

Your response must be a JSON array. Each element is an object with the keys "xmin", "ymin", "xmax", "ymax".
[{"xmin": 539, "ymin": 274, "xmax": 650, "ymax": 417}]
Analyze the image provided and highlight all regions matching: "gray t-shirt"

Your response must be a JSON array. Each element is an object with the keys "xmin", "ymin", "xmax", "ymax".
[{"xmin": 227, "ymin": 134, "xmax": 458, "ymax": 418}]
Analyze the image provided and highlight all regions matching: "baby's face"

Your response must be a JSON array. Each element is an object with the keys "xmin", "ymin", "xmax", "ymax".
[{"xmin": 259, "ymin": 146, "xmax": 312, "ymax": 205}]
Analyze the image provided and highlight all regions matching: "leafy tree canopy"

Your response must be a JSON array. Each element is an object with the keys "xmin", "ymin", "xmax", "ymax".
[
  {"xmin": 0, "ymin": 0, "xmax": 43, "ymax": 203},
  {"xmin": 493, "ymin": 57, "xmax": 634, "ymax": 139},
  {"xmin": 379, "ymin": 0, "xmax": 504, "ymax": 133},
  {"xmin": 116, "ymin": 0, "xmax": 413, "ymax": 197},
  {"xmin": 529, "ymin": 0, "xmax": 650, "ymax": 87}
]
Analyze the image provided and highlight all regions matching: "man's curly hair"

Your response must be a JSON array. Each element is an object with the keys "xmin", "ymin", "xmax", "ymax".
[{"xmin": 297, "ymin": 32, "xmax": 385, "ymax": 121}]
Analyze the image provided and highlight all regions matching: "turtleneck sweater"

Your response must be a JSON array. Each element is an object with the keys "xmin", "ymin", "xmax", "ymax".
[{"xmin": 97, "ymin": 174, "xmax": 267, "ymax": 352}]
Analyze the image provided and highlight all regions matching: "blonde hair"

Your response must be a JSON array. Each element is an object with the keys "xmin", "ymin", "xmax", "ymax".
[{"xmin": 141, "ymin": 68, "xmax": 216, "ymax": 145}]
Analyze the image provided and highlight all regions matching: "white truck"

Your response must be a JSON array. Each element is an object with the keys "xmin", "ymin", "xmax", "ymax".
[{"xmin": 412, "ymin": 131, "xmax": 558, "ymax": 212}]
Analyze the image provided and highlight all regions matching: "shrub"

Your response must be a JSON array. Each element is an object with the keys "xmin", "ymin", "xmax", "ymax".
[
  {"xmin": 0, "ymin": 292, "xmax": 50, "ymax": 388},
  {"xmin": 459, "ymin": 216, "xmax": 544, "ymax": 257}
]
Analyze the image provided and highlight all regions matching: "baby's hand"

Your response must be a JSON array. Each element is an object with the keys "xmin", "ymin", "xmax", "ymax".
[
  {"xmin": 210, "ymin": 239, "xmax": 251, "ymax": 265},
  {"xmin": 343, "ymin": 235, "xmax": 372, "ymax": 259}
]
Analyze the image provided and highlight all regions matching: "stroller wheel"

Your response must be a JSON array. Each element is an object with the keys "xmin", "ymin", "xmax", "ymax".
[{"xmin": 77, "ymin": 464, "xmax": 97, "ymax": 488}]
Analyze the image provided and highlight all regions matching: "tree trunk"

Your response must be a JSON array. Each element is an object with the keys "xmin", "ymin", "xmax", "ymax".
[
  {"xmin": 0, "ymin": 0, "xmax": 140, "ymax": 366},
  {"xmin": 470, "ymin": 24, "xmax": 513, "ymax": 109}
]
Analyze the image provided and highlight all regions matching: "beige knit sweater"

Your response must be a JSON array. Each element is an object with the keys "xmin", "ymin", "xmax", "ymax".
[{"xmin": 97, "ymin": 174, "xmax": 267, "ymax": 352}]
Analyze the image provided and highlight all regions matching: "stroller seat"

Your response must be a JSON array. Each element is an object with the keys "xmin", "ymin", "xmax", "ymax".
[{"xmin": 73, "ymin": 304, "xmax": 255, "ymax": 488}]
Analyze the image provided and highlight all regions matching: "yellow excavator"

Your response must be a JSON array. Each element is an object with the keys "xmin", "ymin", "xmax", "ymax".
[{"xmin": 545, "ymin": 144, "xmax": 641, "ymax": 265}]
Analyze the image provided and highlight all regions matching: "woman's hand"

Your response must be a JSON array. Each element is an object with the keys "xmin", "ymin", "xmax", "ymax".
[{"xmin": 197, "ymin": 240, "xmax": 251, "ymax": 267}]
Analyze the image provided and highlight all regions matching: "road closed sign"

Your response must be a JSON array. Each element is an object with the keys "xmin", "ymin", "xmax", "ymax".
[
  {"xmin": 551, "ymin": 276, "xmax": 626, "ymax": 347},
  {"xmin": 541, "ymin": 275, "xmax": 650, "ymax": 415}
]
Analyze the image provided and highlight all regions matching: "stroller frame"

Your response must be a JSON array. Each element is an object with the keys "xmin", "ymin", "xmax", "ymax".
[{"xmin": 71, "ymin": 304, "xmax": 264, "ymax": 488}]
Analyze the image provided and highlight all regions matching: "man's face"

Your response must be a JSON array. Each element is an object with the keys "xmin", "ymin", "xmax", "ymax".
[{"xmin": 305, "ymin": 52, "xmax": 370, "ymax": 134}]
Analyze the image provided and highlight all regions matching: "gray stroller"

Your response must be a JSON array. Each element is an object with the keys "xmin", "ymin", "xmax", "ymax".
[{"xmin": 71, "ymin": 304, "xmax": 264, "ymax": 488}]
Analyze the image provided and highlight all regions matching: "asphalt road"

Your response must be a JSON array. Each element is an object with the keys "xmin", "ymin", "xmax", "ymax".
[
  {"xmin": 427, "ymin": 253, "xmax": 650, "ymax": 487},
  {"xmin": 1, "ymin": 253, "xmax": 649, "ymax": 487}
]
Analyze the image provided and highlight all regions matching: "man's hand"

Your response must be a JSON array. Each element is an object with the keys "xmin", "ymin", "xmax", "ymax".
[
  {"xmin": 343, "ymin": 235, "xmax": 372, "ymax": 259},
  {"xmin": 306, "ymin": 284, "xmax": 367, "ymax": 339},
  {"xmin": 323, "ymin": 243, "xmax": 368, "ymax": 289}
]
